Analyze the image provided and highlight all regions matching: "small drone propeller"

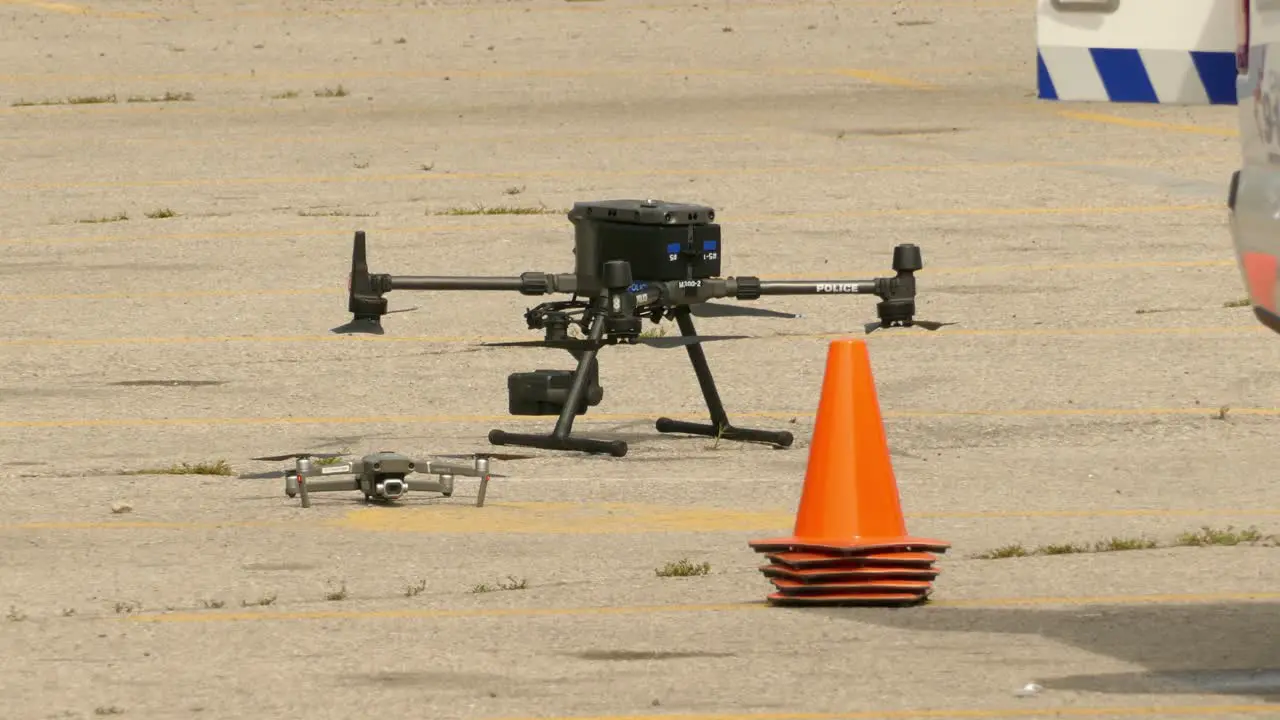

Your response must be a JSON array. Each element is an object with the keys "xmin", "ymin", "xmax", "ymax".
[
  {"xmin": 481, "ymin": 335, "xmax": 750, "ymax": 351},
  {"xmin": 863, "ymin": 319, "xmax": 957, "ymax": 334},
  {"xmin": 689, "ymin": 302, "xmax": 801, "ymax": 319},
  {"xmin": 238, "ymin": 469, "xmax": 291, "ymax": 480},
  {"xmin": 435, "ymin": 452, "xmax": 539, "ymax": 461},
  {"xmin": 250, "ymin": 452, "xmax": 347, "ymax": 462}
]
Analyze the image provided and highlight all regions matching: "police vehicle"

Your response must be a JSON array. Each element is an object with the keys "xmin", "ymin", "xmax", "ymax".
[{"xmin": 1231, "ymin": 0, "xmax": 1280, "ymax": 332}]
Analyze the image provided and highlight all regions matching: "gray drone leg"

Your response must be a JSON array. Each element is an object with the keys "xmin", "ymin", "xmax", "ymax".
[
  {"xmin": 476, "ymin": 475, "xmax": 489, "ymax": 508},
  {"xmin": 298, "ymin": 478, "xmax": 311, "ymax": 508}
]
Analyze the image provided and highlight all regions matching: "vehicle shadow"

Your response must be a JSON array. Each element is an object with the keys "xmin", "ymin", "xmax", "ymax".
[{"xmin": 816, "ymin": 600, "xmax": 1280, "ymax": 701}]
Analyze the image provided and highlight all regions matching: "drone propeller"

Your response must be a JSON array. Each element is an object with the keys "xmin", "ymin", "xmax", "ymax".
[
  {"xmin": 689, "ymin": 302, "xmax": 801, "ymax": 319},
  {"xmin": 863, "ymin": 319, "xmax": 957, "ymax": 334},
  {"xmin": 238, "ymin": 469, "xmax": 291, "ymax": 480},
  {"xmin": 434, "ymin": 452, "xmax": 539, "ymax": 461},
  {"xmin": 250, "ymin": 452, "xmax": 347, "ymax": 462},
  {"xmin": 481, "ymin": 335, "xmax": 751, "ymax": 351},
  {"xmin": 330, "ymin": 307, "xmax": 418, "ymax": 335},
  {"xmin": 331, "ymin": 317, "xmax": 384, "ymax": 335}
]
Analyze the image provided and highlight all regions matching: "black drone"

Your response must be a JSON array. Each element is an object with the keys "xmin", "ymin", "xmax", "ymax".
[{"xmin": 332, "ymin": 198, "xmax": 949, "ymax": 458}]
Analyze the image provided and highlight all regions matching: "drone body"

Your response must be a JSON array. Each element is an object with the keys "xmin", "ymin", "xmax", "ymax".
[
  {"xmin": 245, "ymin": 451, "xmax": 528, "ymax": 508},
  {"xmin": 333, "ymin": 198, "xmax": 949, "ymax": 458}
]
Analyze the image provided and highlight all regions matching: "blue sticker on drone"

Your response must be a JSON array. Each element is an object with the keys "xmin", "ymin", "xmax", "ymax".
[
  {"xmin": 702, "ymin": 240, "xmax": 717, "ymax": 251},
  {"xmin": 666, "ymin": 243, "xmax": 681, "ymax": 254},
  {"xmin": 627, "ymin": 282, "xmax": 649, "ymax": 292}
]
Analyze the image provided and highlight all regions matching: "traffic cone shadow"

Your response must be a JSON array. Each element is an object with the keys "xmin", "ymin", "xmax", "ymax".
[{"xmin": 747, "ymin": 338, "xmax": 950, "ymax": 607}]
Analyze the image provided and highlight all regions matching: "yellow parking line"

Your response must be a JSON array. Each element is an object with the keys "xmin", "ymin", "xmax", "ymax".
[
  {"xmin": 0, "ymin": 405, "xmax": 1274, "ymax": 430},
  {"xmin": 124, "ymin": 590, "xmax": 1280, "ymax": 625},
  {"xmin": 0, "ymin": 324, "xmax": 1263, "ymax": 347},
  {"xmin": 0, "ymin": 159, "xmax": 1164, "ymax": 191},
  {"xmin": 0, "ymin": 202, "xmax": 1222, "ymax": 248},
  {"xmin": 1056, "ymin": 110, "xmax": 1240, "ymax": 137},
  {"xmin": 835, "ymin": 68, "xmax": 939, "ymax": 90},
  {"xmin": 0, "ymin": 0, "xmax": 157, "ymax": 18},
  {"xmin": 7, "ymin": 504, "xmax": 1280, "ymax": 535},
  {"xmin": 487, "ymin": 702, "xmax": 1280, "ymax": 720}
]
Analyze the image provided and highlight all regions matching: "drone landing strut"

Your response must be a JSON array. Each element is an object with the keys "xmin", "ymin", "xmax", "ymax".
[
  {"xmin": 654, "ymin": 309, "xmax": 794, "ymax": 448},
  {"xmin": 488, "ymin": 312, "xmax": 629, "ymax": 456},
  {"xmin": 487, "ymin": 308, "xmax": 792, "ymax": 457}
]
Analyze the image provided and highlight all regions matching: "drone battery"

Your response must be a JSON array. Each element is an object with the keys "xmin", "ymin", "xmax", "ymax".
[{"xmin": 568, "ymin": 199, "xmax": 722, "ymax": 292}]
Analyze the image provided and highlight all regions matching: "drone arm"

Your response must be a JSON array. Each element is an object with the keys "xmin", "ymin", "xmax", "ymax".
[
  {"xmin": 294, "ymin": 459, "xmax": 364, "ymax": 478},
  {"xmin": 727, "ymin": 244, "xmax": 922, "ymax": 302},
  {"xmin": 737, "ymin": 279, "xmax": 880, "ymax": 296},
  {"xmin": 295, "ymin": 477, "xmax": 361, "ymax": 493},
  {"xmin": 386, "ymin": 272, "xmax": 576, "ymax": 296}
]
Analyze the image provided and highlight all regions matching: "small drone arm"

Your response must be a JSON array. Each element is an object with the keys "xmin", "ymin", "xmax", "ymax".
[{"xmin": 333, "ymin": 231, "xmax": 951, "ymax": 340}]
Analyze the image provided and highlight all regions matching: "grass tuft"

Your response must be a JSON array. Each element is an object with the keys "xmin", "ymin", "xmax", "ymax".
[
  {"xmin": 13, "ymin": 93, "xmax": 117, "ymax": 107},
  {"xmin": 470, "ymin": 576, "xmax": 528, "ymax": 593},
  {"xmin": 145, "ymin": 208, "xmax": 177, "ymax": 219},
  {"xmin": 77, "ymin": 212, "xmax": 128, "ymax": 224},
  {"xmin": 124, "ymin": 460, "xmax": 233, "ymax": 476},
  {"xmin": 974, "ymin": 526, "xmax": 1277, "ymax": 559},
  {"xmin": 68, "ymin": 94, "xmax": 118, "ymax": 104},
  {"xmin": 241, "ymin": 592, "xmax": 277, "ymax": 607},
  {"xmin": 1175, "ymin": 525, "xmax": 1272, "ymax": 547},
  {"xmin": 973, "ymin": 543, "xmax": 1030, "ymax": 559},
  {"xmin": 127, "ymin": 91, "xmax": 194, "ymax": 103},
  {"xmin": 434, "ymin": 203, "xmax": 562, "ymax": 216},
  {"xmin": 324, "ymin": 581, "xmax": 348, "ymax": 601},
  {"xmin": 655, "ymin": 558, "xmax": 711, "ymax": 577},
  {"xmin": 314, "ymin": 84, "xmax": 349, "ymax": 98}
]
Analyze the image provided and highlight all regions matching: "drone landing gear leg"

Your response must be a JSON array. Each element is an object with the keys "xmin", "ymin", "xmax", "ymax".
[
  {"xmin": 489, "ymin": 316, "xmax": 629, "ymax": 458},
  {"xmin": 655, "ymin": 311, "xmax": 794, "ymax": 449}
]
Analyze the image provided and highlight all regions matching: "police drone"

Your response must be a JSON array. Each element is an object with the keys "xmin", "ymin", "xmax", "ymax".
[{"xmin": 331, "ymin": 198, "xmax": 951, "ymax": 458}]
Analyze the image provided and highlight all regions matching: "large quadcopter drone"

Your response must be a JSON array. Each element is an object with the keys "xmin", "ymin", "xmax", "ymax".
[
  {"xmin": 332, "ymin": 198, "xmax": 948, "ymax": 458},
  {"xmin": 239, "ymin": 451, "xmax": 530, "ymax": 508}
]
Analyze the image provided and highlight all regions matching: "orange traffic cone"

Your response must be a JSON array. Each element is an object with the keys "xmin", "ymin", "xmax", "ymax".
[{"xmin": 747, "ymin": 338, "xmax": 949, "ymax": 607}]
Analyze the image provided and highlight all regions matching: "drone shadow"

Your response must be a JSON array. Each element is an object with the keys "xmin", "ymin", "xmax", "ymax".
[{"xmin": 812, "ymin": 600, "xmax": 1280, "ymax": 701}]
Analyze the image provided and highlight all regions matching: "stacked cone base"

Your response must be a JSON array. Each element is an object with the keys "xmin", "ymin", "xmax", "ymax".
[
  {"xmin": 766, "ymin": 550, "xmax": 939, "ymax": 570},
  {"xmin": 760, "ymin": 563, "xmax": 940, "ymax": 583},
  {"xmin": 748, "ymin": 536, "xmax": 951, "ymax": 555},
  {"xmin": 752, "ymin": 545, "xmax": 944, "ymax": 607},
  {"xmin": 766, "ymin": 590, "xmax": 930, "ymax": 607}
]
